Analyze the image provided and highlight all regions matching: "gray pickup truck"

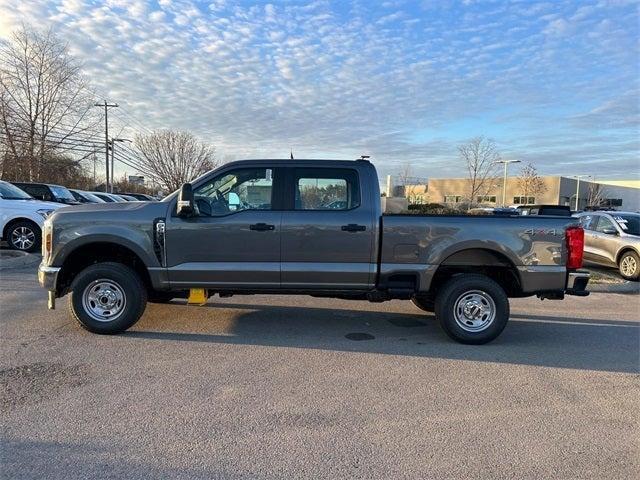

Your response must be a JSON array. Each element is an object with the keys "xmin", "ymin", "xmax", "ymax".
[{"xmin": 38, "ymin": 159, "xmax": 590, "ymax": 344}]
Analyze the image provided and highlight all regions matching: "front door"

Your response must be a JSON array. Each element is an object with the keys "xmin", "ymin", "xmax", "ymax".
[
  {"xmin": 280, "ymin": 167, "xmax": 375, "ymax": 290},
  {"xmin": 166, "ymin": 166, "xmax": 282, "ymax": 289}
]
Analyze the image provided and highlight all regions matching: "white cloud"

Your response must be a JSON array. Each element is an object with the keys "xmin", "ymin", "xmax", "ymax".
[{"xmin": 0, "ymin": 0, "xmax": 637, "ymax": 179}]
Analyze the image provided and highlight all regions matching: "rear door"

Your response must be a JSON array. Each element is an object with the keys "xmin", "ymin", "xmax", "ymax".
[
  {"xmin": 165, "ymin": 166, "xmax": 283, "ymax": 289},
  {"xmin": 280, "ymin": 166, "xmax": 376, "ymax": 290},
  {"xmin": 578, "ymin": 214, "xmax": 599, "ymax": 263}
]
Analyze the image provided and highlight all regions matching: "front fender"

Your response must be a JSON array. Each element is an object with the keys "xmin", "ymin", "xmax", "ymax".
[{"xmin": 51, "ymin": 225, "xmax": 159, "ymax": 268}]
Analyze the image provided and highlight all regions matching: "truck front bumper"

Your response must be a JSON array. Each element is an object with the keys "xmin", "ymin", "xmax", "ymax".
[
  {"xmin": 566, "ymin": 270, "xmax": 590, "ymax": 296},
  {"xmin": 38, "ymin": 264, "xmax": 61, "ymax": 309}
]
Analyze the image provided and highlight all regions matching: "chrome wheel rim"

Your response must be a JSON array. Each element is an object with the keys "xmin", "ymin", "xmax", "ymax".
[
  {"xmin": 621, "ymin": 256, "xmax": 637, "ymax": 277},
  {"xmin": 453, "ymin": 290, "xmax": 496, "ymax": 332},
  {"xmin": 11, "ymin": 226, "xmax": 35, "ymax": 250},
  {"xmin": 82, "ymin": 279, "xmax": 126, "ymax": 322}
]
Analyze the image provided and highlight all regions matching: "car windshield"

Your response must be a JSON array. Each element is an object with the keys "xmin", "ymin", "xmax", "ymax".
[
  {"xmin": 0, "ymin": 182, "xmax": 33, "ymax": 200},
  {"xmin": 612, "ymin": 214, "xmax": 640, "ymax": 236},
  {"xmin": 49, "ymin": 185, "xmax": 76, "ymax": 201},
  {"xmin": 81, "ymin": 191, "xmax": 105, "ymax": 203}
]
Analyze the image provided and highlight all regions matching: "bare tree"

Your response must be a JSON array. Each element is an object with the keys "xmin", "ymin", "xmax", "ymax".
[
  {"xmin": 458, "ymin": 136, "xmax": 500, "ymax": 208},
  {"xmin": 586, "ymin": 182, "xmax": 606, "ymax": 208},
  {"xmin": 517, "ymin": 162, "xmax": 547, "ymax": 203},
  {"xmin": 133, "ymin": 130, "xmax": 216, "ymax": 192},
  {"xmin": 0, "ymin": 25, "xmax": 98, "ymax": 181}
]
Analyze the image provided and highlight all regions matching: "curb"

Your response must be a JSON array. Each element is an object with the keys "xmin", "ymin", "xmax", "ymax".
[{"xmin": 0, "ymin": 251, "xmax": 41, "ymax": 270}]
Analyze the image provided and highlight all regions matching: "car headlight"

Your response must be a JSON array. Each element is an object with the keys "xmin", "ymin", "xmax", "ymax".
[{"xmin": 37, "ymin": 209, "xmax": 54, "ymax": 219}]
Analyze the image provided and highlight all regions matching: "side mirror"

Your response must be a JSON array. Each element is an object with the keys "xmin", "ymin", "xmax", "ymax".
[
  {"xmin": 176, "ymin": 183, "xmax": 195, "ymax": 217},
  {"xmin": 601, "ymin": 227, "xmax": 618, "ymax": 235}
]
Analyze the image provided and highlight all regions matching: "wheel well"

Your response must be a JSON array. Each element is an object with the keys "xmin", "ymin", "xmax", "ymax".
[
  {"xmin": 616, "ymin": 248, "xmax": 638, "ymax": 265},
  {"xmin": 431, "ymin": 248, "xmax": 522, "ymax": 297},
  {"xmin": 3, "ymin": 217, "xmax": 40, "ymax": 239},
  {"xmin": 57, "ymin": 242, "xmax": 151, "ymax": 296}
]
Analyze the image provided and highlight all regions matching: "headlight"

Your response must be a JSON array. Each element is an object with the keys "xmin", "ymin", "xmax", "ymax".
[
  {"xmin": 42, "ymin": 219, "xmax": 53, "ymax": 263},
  {"xmin": 37, "ymin": 209, "xmax": 54, "ymax": 219}
]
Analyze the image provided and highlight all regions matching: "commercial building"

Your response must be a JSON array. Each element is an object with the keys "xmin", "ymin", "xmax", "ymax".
[{"xmin": 391, "ymin": 176, "xmax": 640, "ymax": 211}]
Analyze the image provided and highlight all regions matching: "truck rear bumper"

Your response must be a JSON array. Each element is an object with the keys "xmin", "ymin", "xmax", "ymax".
[{"xmin": 566, "ymin": 269, "xmax": 590, "ymax": 296}]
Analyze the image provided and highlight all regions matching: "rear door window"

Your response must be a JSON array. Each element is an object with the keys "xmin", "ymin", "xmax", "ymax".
[{"xmin": 292, "ymin": 168, "xmax": 360, "ymax": 211}]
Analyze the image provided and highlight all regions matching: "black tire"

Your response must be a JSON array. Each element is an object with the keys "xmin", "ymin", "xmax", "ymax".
[
  {"xmin": 411, "ymin": 294, "xmax": 435, "ymax": 312},
  {"xmin": 434, "ymin": 274, "xmax": 509, "ymax": 345},
  {"xmin": 6, "ymin": 220, "xmax": 41, "ymax": 253},
  {"xmin": 68, "ymin": 262, "xmax": 147, "ymax": 334},
  {"xmin": 618, "ymin": 251, "xmax": 640, "ymax": 281}
]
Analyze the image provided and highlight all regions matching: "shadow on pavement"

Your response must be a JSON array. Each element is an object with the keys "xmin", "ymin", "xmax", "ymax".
[{"xmin": 127, "ymin": 302, "xmax": 640, "ymax": 374}]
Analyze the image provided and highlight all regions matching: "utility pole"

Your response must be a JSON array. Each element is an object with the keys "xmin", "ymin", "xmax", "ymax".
[
  {"xmin": 109, "ymin": 137, "xmax": 131, "ymax": 192},
  {"xmin": 94, "ymin": 101, "xmax": 118, "ymax": 192},
  {"xmin": 493, "ymin": 159, "xmax": 521, "ymax": 207},
  {"xmin": 573, "ymin": 175, "xmax": 592, "ymax": 211}
]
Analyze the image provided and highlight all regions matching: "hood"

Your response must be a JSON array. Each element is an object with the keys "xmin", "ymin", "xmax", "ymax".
[
  {"xmin": 49, "ymin": 199, "xmax": 170, "ymax": 223},
  {"xmin": 4, "ymin": 198, "xmax": 64, "ymax": 210}
]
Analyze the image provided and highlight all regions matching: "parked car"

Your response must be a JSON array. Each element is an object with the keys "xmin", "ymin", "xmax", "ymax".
[
  {"xmin": 0, "ymin": 180, "xmax": 64, "ymax": 252},
  {"xmin": 574, "ymin": 211, "xmax": 640, "ymax": 280},
  {"xmin": 90, "ymin": 192, "xmax": 127, "ymax": 202},
  {"xmin": 69, "ymin": 189, "xmax": 106, "ymax": 204},
  {"xmin": 12, "ymin": 182, "xmax": 81, "ymax": 206},
  {"xmin": 516, "ymin": 204, "xmax": 572, "ymax": 216},
  {"xmin": 117, "ymin": 194, "xmax": 140, "ymax": 202},
  {"xmin": 121, "ymin": 192, "xmax": 155, "ymax": 201},
  {"xmin": 38, "ymin": 158, "xmax": 590, "ymax": 345}
]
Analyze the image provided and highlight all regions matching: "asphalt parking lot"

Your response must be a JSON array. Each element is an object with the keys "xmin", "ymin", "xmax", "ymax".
[{"xmin": 1, "ymin": 263, "xmax": 639, "ymax": 479}]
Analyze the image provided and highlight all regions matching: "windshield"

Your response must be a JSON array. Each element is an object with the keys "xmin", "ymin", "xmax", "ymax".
[
  {"xmin": 0, "ymin": 181, "xmax": 33, "ymax": 200},
  {"xmin": 49, "ymin": 185, "xmax": 76, "ymax": 201},
  {"xmin": 81, "ymin": 191, "xmax": 105, "ymax": 203},
  {"xmin": 612, "ymin": 214, "xmax": 640, "ymax": 236}
]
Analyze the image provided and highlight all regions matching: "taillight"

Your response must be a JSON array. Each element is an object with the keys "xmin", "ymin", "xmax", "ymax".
[{"xmin": 566, "ymin": 226, "xmax": 584, "ymax": 269}]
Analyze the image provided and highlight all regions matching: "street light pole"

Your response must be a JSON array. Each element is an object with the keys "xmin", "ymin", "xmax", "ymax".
[
  {"xmin": 494, "ymin": 159, "xmax": 521, "ymax": 207},
  {"xmin": 573, "ymin": 175, "xmax": 592, "ymax": 211}
]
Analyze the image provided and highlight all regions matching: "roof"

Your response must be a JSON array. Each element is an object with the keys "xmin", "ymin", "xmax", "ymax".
[{"xmin": 220, "ymin": 158, "xmax": 370, "ymax": 168}]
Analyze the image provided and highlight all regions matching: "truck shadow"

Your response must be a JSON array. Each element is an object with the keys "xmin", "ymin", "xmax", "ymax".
[{"xmin": 127, "ymin": 301, "xmax": 639, "ymax": 374}]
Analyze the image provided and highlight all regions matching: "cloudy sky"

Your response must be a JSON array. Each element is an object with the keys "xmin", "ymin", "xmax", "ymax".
[{"xmin": 1, "ymin": 0, "xmax": 638, "ymax": 180}]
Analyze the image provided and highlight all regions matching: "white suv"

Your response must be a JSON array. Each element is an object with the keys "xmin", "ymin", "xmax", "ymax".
[{"xmin": 0, "ymin": 180, "xmax": 64, "ymax": 252}]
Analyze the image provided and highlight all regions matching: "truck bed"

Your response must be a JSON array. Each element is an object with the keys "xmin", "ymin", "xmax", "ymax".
[{"xmin": 380, "ymin": 214, "xmax": 580, "ymax": 294}]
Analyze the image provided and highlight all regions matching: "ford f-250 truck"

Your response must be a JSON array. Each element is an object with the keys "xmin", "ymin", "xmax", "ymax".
[{"xmin": 38, "ymin": 159, "xmax": 590, "ymax": 344}]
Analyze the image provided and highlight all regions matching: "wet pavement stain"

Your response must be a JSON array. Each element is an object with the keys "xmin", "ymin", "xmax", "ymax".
[{"xmin": 345, "ymin": 332, "xmax": 375, "ymax": 341}]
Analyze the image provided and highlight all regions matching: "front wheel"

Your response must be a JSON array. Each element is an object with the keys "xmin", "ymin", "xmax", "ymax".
[
  {"xmin": 618, "ymin": 251, "xmax": 640, "ymax": 281},
  {"xmin": 434, "ymin": 274, "xmax": 509, "ymax": 344},
  {"xmin": 69, "ymin": 262, "xmax": 147, "ymax": 334},
  {"xmin": 6, "ymin": 220, "xmax": 41, "ymax": 252}
]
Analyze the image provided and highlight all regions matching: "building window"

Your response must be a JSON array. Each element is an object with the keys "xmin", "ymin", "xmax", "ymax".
[
  {"xmin": 513, "ymin": 196, "xmax": 535, "ymax": 205},
  {"xmin": 476, "ymin": 195, "xmax": 497, "ymax": 204},
  {"xmin": 444, "ymin": 195, "xmax": 463, "ymax": 203}
]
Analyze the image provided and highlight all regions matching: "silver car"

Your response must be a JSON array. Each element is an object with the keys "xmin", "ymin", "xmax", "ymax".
[{"xmin": 575, "ymin": 211, "xmax": 640, "ymax": 281}]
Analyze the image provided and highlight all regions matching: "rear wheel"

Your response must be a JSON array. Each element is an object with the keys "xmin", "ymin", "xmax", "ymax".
[
  {"xmin": 69, "ymin": 262, "xmax": 147, "ymax": 334},
  {"xmin": 434, "ymin": 274, "xmax": 509, "ymax": 344},
  {"xmin": 6, "ymin": 220, "xmax": 41, "ymax": 253},
  {"xmin": 618, "ymin": 251, "xmax": 639, "ymax": 281},
  {"xmin": 411, "ymin": 294, "xmax": 434, "ymax": 312}
]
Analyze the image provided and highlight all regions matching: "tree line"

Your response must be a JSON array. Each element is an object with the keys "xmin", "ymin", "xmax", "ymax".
[{"xmin": 0, "ymin": 26, "xmax": 215, "ymax": 194}]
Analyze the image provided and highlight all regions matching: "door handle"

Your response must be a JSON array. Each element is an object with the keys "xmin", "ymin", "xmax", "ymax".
[
  {"xmin": 250, "ymin": 223, "xmax": 275, "ymax": 231},
  {"xmin": 341, "ymin": 224, "xmax": 366, "ymax": 232}
]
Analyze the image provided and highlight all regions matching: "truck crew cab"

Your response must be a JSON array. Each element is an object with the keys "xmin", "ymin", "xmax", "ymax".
[{"xmin": 38, "ymin": 159, "xmax": 589, "ymax": 344}]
